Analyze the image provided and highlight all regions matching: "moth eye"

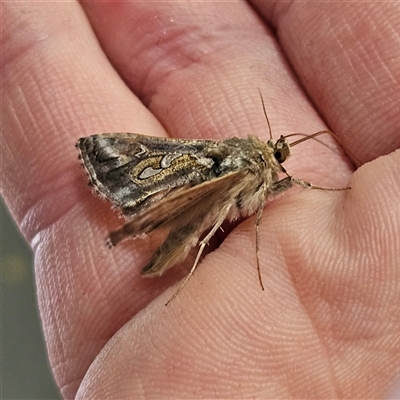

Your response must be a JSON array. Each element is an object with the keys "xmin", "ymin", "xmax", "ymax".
[{"xmin": 274, "ymin": 151, "xmax": 284, "ymax": 163}]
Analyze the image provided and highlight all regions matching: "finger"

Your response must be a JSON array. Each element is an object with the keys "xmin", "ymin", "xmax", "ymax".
[
  {"xmin": 2, "ymin": 2, "xmax": 166, "ymax": 398},
  {"xmin": 250, "ymin": 1, "xmax": 400, "ymax": 163},
  {"xmin": 82, "ymin": 0, "xmax": 353, "ymax": 185}
]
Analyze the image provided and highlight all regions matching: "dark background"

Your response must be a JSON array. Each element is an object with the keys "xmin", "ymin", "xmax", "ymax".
[{"xmin": 2, "ymin": 199, "xmax": 60, "ymax": 399}]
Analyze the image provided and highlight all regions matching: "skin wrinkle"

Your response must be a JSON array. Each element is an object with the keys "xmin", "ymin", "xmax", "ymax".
[
  {"xmin": 1, "ymin": 9, "xmax": 48, "ymax": 69},
  {"xmin": 85, "ymin": 2, "xmax": 270, "ymax": 104},
  {"xmin": 258, "ymin": 216, "xmax": 338, "ymax": 395},
  {"xmin": 282, "ymin": 191, "xmax": 390, "ymax": 390},
  {"xmin": 121, "ymin": 15, "xmax": 225, "ymax": 97},
  {"xmin": 5, "ymin": 63, "xmax": 88, "ymax": 244},
  {"xmin": 279, "ymin": 226, "xmax": 338, "ymax": 395}
]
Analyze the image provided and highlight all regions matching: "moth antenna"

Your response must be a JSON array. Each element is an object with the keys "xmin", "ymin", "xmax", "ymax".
[
  {"xmin": 285, "ymin": 130, "xmax": 361, "ymax": 167},
  {"xmin": 285, "ymin": 130, "xmax": 334, "ymax": 146},
  {"xmin": 257, "ymin": 88, "xmax": 272, "ymax": 140}
]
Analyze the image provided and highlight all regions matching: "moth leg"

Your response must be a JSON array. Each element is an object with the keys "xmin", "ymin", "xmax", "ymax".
[
  {"xmin": 273, "ymin": 176, "xmax": 350, "ymax": 192},
  {"xmin": 255, "ymin": 190, "xmax": 267, "ymax": 291},
  {"xmin": 291, "ymin": 177, "xmax": 350, "ymax": 191},
  {"xmin": 271, "ymin": 176, "xmax": 294, "ymax": 194},
  {"xmin": 164, "ymin": 212, "xmax": 230, "ymax": 306}
]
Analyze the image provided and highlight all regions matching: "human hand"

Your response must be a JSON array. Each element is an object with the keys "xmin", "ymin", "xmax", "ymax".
[{"xmin": 2, "ymin": 2, "xmax": 400, "ymax": 398}]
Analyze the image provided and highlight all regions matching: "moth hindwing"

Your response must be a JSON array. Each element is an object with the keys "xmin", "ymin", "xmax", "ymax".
[{"xmin": 77, "ymin": 130, "xmax": 345, "ymax": 305}]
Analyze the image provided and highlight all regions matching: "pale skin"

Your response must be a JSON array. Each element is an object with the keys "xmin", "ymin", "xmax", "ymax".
[{"xmin": 2, "ymin": 2, "xmax": 400, "ymax": 399}]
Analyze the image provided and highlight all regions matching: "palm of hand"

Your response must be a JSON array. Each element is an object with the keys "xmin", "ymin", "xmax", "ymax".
[{"xmin": 2, "ymin": 2, "xmax": 400, "ymax": 399}]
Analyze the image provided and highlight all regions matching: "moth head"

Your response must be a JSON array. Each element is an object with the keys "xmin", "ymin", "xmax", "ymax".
[
  {"xmin": 269, "ymin": 136, "xmax": 291, "ymax": 164},
  {"xmin": 257, "ymin": 92, "xmax": 290, "ymax": 165}
]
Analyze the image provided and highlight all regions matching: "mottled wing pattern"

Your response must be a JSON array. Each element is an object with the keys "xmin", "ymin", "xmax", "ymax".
[{"xmin": 77, "ymin": 133, "xmax": 219, "ymax": 215}]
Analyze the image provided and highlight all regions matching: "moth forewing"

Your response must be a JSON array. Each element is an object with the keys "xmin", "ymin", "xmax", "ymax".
[{"xmin": 77, "ymin": 133, "xmax": 218, "ymax": 215}]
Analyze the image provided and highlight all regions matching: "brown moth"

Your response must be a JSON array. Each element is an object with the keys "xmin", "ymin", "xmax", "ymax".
[{"xmin": 76, "ymin": 96, "xmax": 349, "ymax": 304}]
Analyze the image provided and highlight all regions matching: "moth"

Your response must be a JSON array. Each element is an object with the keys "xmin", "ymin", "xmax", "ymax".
[{"xmin": 76, "ymin": 98, "xmax": 349, "ymax": 304}]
